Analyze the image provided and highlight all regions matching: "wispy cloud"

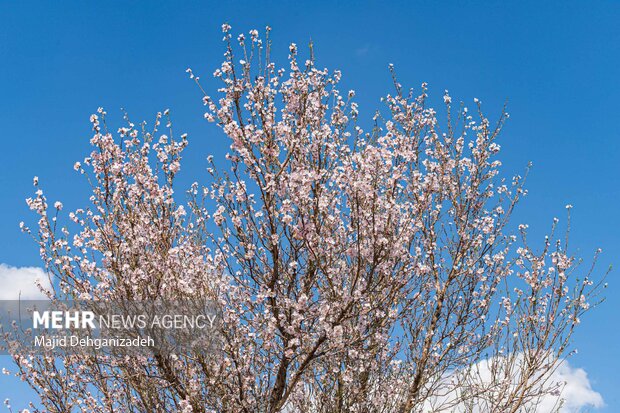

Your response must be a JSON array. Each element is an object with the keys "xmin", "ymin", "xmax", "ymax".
[
  {"xmin": 355, "ymin": 43, "xmax": 377, "ymax": 58},
  {"xmin": 355, "ymin": 45, "xmax": 370, "ymax": 57}
]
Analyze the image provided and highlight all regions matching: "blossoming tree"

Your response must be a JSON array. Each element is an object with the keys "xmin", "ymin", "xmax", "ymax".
[{"xmin": 15, "ymin": 26, "xmax": 604, "ymax": 413}]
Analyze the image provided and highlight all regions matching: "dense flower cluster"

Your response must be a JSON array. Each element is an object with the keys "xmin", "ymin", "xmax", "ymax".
[{"xmin": 12, "ymin": 26, "xmax": 604, "ymax": 413}]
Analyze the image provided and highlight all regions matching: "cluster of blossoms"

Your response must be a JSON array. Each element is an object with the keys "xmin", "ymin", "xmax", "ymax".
[
  {"xmin": 4, "ymin": 398, "xmax": 32, "ymax": 413},
  {"xmin": 11, "ymin": 26, "xmax": 604, "ymax": 413}
]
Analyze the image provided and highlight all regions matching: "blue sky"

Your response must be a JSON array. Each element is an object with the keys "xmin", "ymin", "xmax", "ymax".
[{"xmin": 0, "ymin": 1, "xmax": 618, "ymax": 410}]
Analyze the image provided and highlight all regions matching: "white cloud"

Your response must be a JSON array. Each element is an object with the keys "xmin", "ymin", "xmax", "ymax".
[
  {"xmin": 0, "ymin": 263, "xmax": 51, "ymax": 300},
  {"xmin": 538, "ymin": 360, "xmax": 603, "ymax": 412},
  {"xmin": 284, "ymin": 354, "xmax": 603, "ymax": 413},
  {"xmin": 424, "ymin": 354, "xmax": 603, "ymax": 412}
]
